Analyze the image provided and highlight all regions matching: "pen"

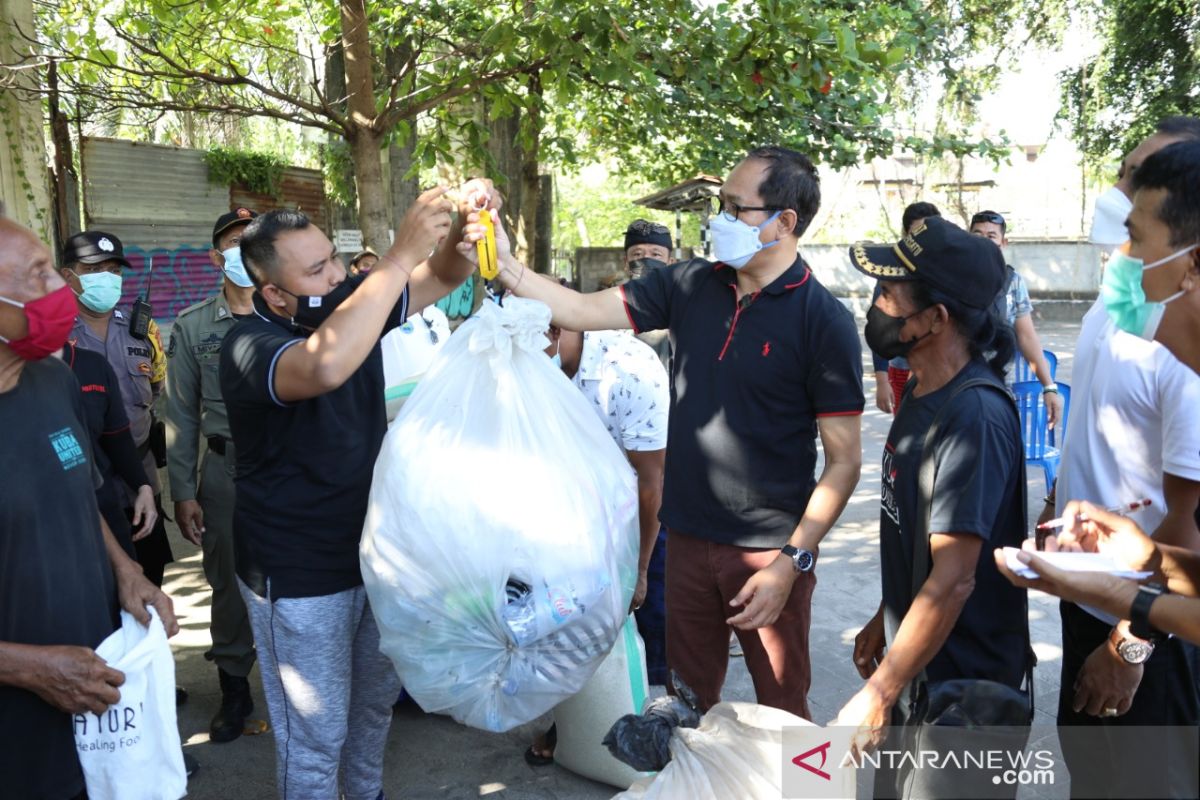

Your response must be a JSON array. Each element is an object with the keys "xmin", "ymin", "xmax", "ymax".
[{"xmin": 1036, "ymin": 498, "xmax": 1152, "ymax": 531}]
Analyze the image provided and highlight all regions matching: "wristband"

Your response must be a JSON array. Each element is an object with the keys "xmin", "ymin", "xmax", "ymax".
[{"xmin": 1042, "ymin": 385, "xmax": 1058, "ymax": 394}]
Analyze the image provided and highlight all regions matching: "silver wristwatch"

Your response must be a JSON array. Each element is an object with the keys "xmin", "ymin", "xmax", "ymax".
[
  {"xmin": 1110, "ymin": 628, "xmax": 1154, "ymax": 665},
  {"xmin": 780, "ymin": 545, "xmax": 816, "ymax": 573}
]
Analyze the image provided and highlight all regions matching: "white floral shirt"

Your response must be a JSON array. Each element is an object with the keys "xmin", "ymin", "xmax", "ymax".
[{"xmin": 572, "ymin": 330, "xmax": 668, "ymax": 452}]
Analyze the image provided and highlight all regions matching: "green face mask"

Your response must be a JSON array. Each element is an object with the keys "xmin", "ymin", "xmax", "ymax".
[
  {"xmin": 74, "ymin": 270, "xmax": 123, "ymax": 314},
  {"xmin": 1101, "ymin": 245, "xmax": 1195, "ymax": 340}
]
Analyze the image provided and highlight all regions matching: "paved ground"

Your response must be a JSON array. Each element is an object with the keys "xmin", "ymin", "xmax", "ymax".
[{"xmin": 164, "ymin": 316, "xmax": 1084, "ymax": 799}]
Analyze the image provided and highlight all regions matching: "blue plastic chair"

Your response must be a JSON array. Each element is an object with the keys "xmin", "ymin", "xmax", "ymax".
[
  {"xmin": 1012, "ymin": 380, "xmax": 1071, "ymax": 492},
  {"xmin": 1013, "ymin": 349, "xmax": 1058, "ymax": 384}
]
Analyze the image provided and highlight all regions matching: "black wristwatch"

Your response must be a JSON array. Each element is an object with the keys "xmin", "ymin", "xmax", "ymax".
[
  {"xmin": 1129, "ymin": 583, "xmax": 1167, "ymax": 641},
  {"xmin": 781, "ymin": 545, "xmax": 816, "ymax": 574}
]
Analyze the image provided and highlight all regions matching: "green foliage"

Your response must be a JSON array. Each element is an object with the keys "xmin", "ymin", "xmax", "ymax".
[
  {"xmin": 1059, "ymin": 0, "xmax": 1200, "ymax": 167},
  {"xmin": 319, "ymin": 139, "xmax": 357, "ymax": 207},
  {"xmin": 19, "ymin": 0, "xmax": 1077, "ymax": 247},
  {"xmin": 30, "ymin": 0, "xmax": 1036, "ymax": 178},
  {"xmin": 551, "ymin": 167, "xmax": 694, "ymax": 253},
  {"xmin": 202, "ymin": 147, "xmax": 287, "ymax": 196}
]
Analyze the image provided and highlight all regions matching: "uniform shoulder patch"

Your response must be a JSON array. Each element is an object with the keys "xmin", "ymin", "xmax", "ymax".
[
  {"xmin": 167, "ymin": 332, "xmax": 177, "ymax": 358},
  {"xmin": 177, "ymin": 295, "xmax": 216, "ymax": 319}
]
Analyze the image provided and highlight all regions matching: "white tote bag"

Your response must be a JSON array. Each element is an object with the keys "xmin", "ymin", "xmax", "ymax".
[{"xmin": 73, "ymin": 607, "xmax": 186, "ymax": 800}]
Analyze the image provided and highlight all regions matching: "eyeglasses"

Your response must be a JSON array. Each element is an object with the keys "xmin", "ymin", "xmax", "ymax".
[
  {"xmin": 714, "ymin": 198, "xmax": 784, "ymax": 223},
  {"xmin": 970, "ymin": 211, "xmax": 1006, "ymax": 227}
]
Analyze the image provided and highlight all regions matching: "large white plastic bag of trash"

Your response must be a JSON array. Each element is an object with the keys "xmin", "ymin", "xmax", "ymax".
[
  {"xmin": 361, "ymin": 296, "xmax": 640, "ymax": 732},
  {"xmin": 612, "ymin": 703, "xmax": 854, "ymax": 800}
]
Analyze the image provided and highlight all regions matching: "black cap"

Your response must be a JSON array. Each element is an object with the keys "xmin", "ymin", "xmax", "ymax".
[
  {"xmin": 848, "ymin": 216, "xmax": 1006, "ymax": 310},
  {"xmin": 624, "ymin": 219, "xmax": 672, "ymax": 253},
  {"xmin": 62, "ymin": 231, "xmax": 131, "ymax": 268},
  {"xmin": 212, "ymin": 207, "xmax": 258, "ymax": 247}
]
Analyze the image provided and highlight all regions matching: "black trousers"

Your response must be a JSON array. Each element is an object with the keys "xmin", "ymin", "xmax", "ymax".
[
  {"xmin": 125, "ymin": 494, "xmax": 173, "ymax": 587},
  {"xmin": 1057, "ymin": 601, "xmax": 1200, "ymax": 799}
]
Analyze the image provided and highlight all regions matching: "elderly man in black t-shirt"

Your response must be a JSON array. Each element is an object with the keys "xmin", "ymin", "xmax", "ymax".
[
  {"xmin": 219, "ymin": 184, "xmax": 489, "ymax": 799},
  {"xmin": 468, "ymin": 146, "xmax": 865, "ymax": 720},
  {"xmin": 0, "ymin": 217, "xmax": 178, "ymax": 800},
  {"xmin": 837, "ymin": 217, "xmax": 1031, "ymax": 799}
]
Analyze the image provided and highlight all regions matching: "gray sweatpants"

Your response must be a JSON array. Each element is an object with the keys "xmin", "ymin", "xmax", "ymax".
[{"xmin": 239, "ymin": 579, "xmax": 400, "ymax": 800}]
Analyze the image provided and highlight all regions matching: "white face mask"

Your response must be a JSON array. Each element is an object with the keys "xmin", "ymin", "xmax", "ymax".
[
  {"xmin": 221, "ymin": 246, "xmax": 255, "ymax": 288},
  {"xmin": 709, "ymin": 211, "xmax": 781, "ymax": 269},
  {"xmin": 1089, "ymin": 186, "xmax": 1133, "ymax": 246}
]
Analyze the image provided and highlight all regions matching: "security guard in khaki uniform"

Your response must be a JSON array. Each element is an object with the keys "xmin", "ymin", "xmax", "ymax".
[
  {"xmin": 61, "ymin": 231, "xmax": 174, "ymax": 584},
  {"xmin": 166, "ymin": 208, "xmax": 258, "ymax": 743}
]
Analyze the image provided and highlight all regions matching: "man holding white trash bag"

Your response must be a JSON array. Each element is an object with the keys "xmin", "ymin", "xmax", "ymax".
[
  {"xmin": 219, "ymin": 182, "xmax": 488, "ymax": 800},
  {"xmin": 0, "ymin": 216, "xmax": 178, "ymax": 800},
  {"xmin": 466, "ymin": 146, "xmax": 865, "ymax": 719}
]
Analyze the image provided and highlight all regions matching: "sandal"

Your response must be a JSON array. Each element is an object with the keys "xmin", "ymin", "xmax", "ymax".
[{"xmin": 523, "ymin": 723, "xmax": 557, "ymax": 767}]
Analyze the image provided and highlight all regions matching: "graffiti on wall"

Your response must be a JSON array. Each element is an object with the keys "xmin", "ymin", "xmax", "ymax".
[
  {"xmin": 116, "ymin": 242, "xmax": 480, "ymax": 325},
  {"xmin": 118, "ymin": 245, "xmax": 223, "ymax": 322}
]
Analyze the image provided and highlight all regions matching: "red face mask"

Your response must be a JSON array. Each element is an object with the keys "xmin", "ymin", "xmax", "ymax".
[{"xmin": 0, "ymin": 285, "xmax": 78, "ymax": 361}]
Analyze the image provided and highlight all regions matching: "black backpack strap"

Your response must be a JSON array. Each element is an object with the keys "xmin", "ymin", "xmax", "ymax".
[{"xmin": 910, "ymin": 377, "xmax": 1036, "ymax": 699}]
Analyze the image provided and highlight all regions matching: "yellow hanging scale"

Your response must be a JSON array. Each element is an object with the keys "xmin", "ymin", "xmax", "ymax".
[{"xmin": 475, "ymin": 205, "xmax": 499, "ymax": 281}]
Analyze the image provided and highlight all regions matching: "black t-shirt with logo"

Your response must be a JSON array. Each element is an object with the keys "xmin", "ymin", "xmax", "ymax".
[
  {"xmin": 879, "ymin": 359, "xmax": 1028, "ymax": 688},
  {"xmin": 0, "ymin": 357, "xmax": 118, "ymax": 799},
  {"xmin": 620, "ymin": 255, "xmax": 864, "ymax": 547},
  {"xmin": 220, "ymin": 282, "xmax": 408, "ymax": 599}
]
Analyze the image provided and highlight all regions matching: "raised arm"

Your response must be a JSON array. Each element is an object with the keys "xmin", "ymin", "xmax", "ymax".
[
  {"xmin": 273, "ymin": 187, "xmax": 453, "ymax": 402},
  {"xmin": 459, "ymin": 208, "xmax": 631, "ymax": 332}
]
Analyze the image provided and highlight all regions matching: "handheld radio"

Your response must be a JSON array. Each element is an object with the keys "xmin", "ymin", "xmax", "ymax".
[{"xmin": 129, "ymin": 255, "xmax": 153, "ymax": 340}]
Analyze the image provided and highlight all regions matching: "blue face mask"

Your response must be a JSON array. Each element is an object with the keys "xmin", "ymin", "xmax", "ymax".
[
  {"xmin": 74, "ymin": 270, "xmax": 123, "ymax": 313},
  {"xmin": 221, "ymin": 246, "xmax": 255, "ymax": 288},
  {"xmin": 1102, "ymin": 245, "xmax": 1195, "ymax": 340},
  {"xmin": 709, "ymin": 210, "xmax": 781, "ymax": 269}
]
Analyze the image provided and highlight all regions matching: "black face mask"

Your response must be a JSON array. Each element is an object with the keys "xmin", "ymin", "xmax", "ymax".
[
  {"xmin": 865, "ymin": 303, "xmax": 929, "ymax": 360},
  {"xmin": 628, "ymin": 258, "xmax": 667, "ymax": 279},
  {"xmin": 279, "ymin": 274, "xmax": 361, "ymax": 330}
]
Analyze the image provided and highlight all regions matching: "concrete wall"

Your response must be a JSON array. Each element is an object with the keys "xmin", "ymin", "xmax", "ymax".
[
  {"xmin": 575, "ymin": 248, "xmax": 626, "ymax": 292},
  {"xmin": 804, "ymin": 240, "xmax": 1106, "ymax": 300}
]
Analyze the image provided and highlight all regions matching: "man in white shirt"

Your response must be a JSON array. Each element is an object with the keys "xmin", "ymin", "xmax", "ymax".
[
  {"xmin": 527, "ymin": 325, "xmax": 669, "ymax": 765},
  {"xmin": 1042, "ymin": 118, "xmax": 1200, "ymax": 799}
]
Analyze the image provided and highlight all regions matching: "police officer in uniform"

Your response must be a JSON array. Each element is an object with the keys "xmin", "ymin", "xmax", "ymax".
[
  {"xmin": 165, "ymin": 208, "xmax": 258, "ymax": 743},
  {"xmin": 61, "ymin": 231, "xmax": 174, "ymax": 586}
]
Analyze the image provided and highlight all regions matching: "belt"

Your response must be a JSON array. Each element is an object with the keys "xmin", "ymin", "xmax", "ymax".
[{"xmin": 207, "ymin": 436, "xmax": 228, "ymax": 456}]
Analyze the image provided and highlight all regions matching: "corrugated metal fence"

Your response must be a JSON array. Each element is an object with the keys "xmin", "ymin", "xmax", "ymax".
[{"xmin": 82, "ymin": 137, "xmax": 326, "ymax": 321}]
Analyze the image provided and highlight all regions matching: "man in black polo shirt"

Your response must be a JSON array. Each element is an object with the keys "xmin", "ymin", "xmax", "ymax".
[
  {"xmin": 219, "ymin": 184, "xmax": 485, "ymax": 800},
  {"xmin": 473, "ymin": 146, "xmax": 864, "ymax": 719}
]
